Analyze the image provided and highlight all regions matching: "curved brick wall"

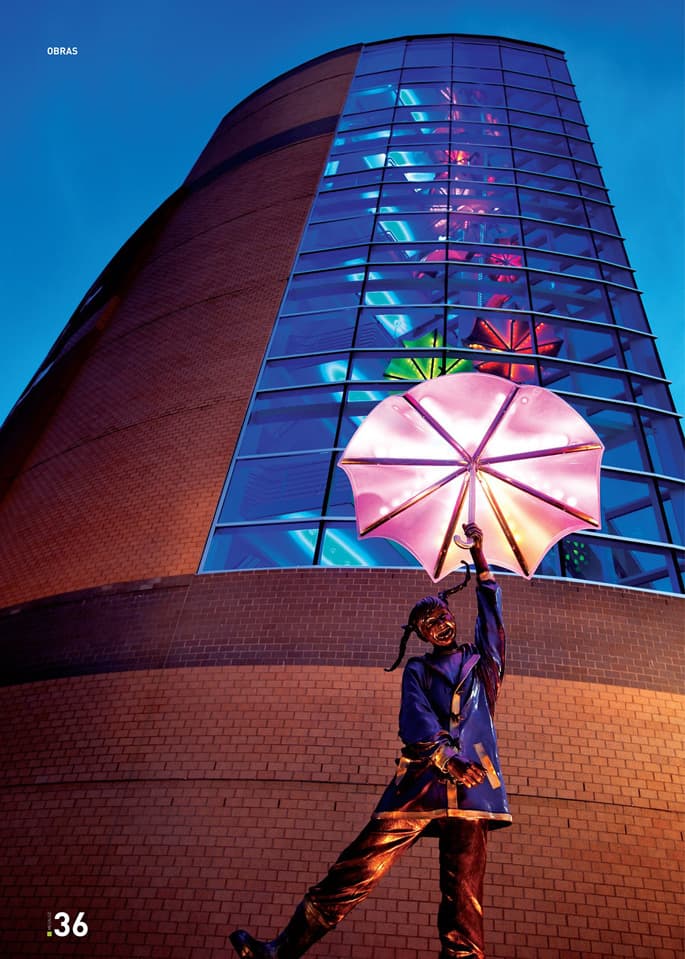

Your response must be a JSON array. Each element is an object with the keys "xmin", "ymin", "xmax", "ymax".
[
  {"xmin": 1, "ymin": 661, "xmax": 683, "ymax": 958},
  {"xmin": 0, "ymin": 47, "xmax": 359, "ymax": 610},
  {"xmin": 1, "ymin": 572, "xmax": 683, "ymax": 957}
]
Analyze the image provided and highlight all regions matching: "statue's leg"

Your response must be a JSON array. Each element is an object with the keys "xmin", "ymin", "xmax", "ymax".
[
  {"xmin": 229, "ymin": 815, "xmax": 425, "ymax": 958},
  {"xmin": 229, "ymin": 900, "xmax": 327, "ymax": 959},
  {"xmin": 437, "ymin": 819, "xmax": 488, "ymax": 959},
  {"xmin": 305, "ymin": 815, "xmax": 424, "ymax": 926}
]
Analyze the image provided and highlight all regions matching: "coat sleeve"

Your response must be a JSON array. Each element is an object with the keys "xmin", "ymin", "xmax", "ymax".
[
  {"xmin": 474, "ymin": 580, "xmax": 506, "ymax": 713},
  {"xmin": 398, "ymin": 660, "xmax": 457, "ymax": 771}
]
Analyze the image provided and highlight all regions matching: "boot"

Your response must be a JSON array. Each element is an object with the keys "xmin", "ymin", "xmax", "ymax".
[{"xmin": 229, "ymin": 900, "xmax": 330, "ymax": 959}]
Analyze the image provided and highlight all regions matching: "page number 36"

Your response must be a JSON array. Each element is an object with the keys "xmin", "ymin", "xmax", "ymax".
[{"xmin": 53, "ymin": 912, "xmax": 88, "ymax": 937}]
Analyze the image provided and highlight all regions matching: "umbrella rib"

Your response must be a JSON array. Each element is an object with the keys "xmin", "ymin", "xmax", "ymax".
[
  {"xmin": 403, "ymin": 394, "xmax": 473, "ymax": 462},
  {"xmin": 472, "ymin": 383, "xmax": 518, "ymax": 460},
  {"xmin": 481, "ymin": 442, "xmax": 602, "ymax": 465},
  {"xmin": 479, "ymin": 465, "xmax": 600, "ymax": 526},
  {"xmin": 478, "ymin": 473, "xmax": 530, "ymax": 577},
  {"xmin": 433, "ymin": 474, "xmax": 470, "ymax": 581},
  {"xmin": 359, "ymin": 467, "xmax": 468, "ymax": 536},
  {"xmin": 340, "ymin": 457, "xmax": 463, "ymax": 467}
]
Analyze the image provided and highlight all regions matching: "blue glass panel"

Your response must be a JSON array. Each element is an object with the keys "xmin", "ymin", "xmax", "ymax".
[
  {"xmin": 519, "ymin": 189, "xmax": 587, "ymax": 226},
  {"xmin": 204, "ymin": 523, "xmax": 317, "ymax": 571},
  {"xmin": 401, "ymin": 67, "xmax": 455, "ymax": 83},
  {"xmin": 659, "ymin": 480, "xmax": 685, "ymax": 543},
  {"xmin": 607, "ymin": 288, "xmax": 649, "ymax": 331},
  {"xmin": 449, "ymin": 214, "xmax": 521, "ymax": 245},
  {"xmin": 530, "ymin": 272, "xmax": 609, "ymax": 319},
  {"xmin": 346, "ymin": 74, "xmax": 398, "ymax": 111},
  {"xmin": 523, "ymin": 221, "xmax": 595, "ymax": 258},
  {"xmin": 404, "ymin": 40, "xmax": 453, "ymax": 67},
  {"xmin": 569, "ymin": 401, "xmax": 650, "ymax": 471},
  {"xmin": 631, "ymin": 377, "xmax": 674, "ymax": 412},
  {"xmin": 561, "ymin": 535, "xmax": 678, "ymax": 592},
  {"xmin": 375, "ymin": 214, "xmax": 447, "ymax": 244},
  {"xmin": 563, "ymin": 120, "xmax": 589, "ymax": 140},
  {"xmin": 618, "ymin": 332, "xmax": 661, "ymax": 377},
  {"xmin": 515, "ymin": 170, "xmax": 579, "ymax": 193},
  {"xmin": 321, "ymin": 521, "xmax": 420, "ymax": 569},
  {"xmin": 338, "ymin": 108, "xmax": 395, "ymax": 131},
  {"xmin": 326, "ymin": 465, "xmax": 355, "ymax": 517},
  {"xmin": 592, "ymin": 233, "xmax": 627, "ymax": 265},
  {"xmin": 501, "ymin": 47, "xmax": 549, "ymax": 75},
  {"xmin": 364, "ymin": 263, "xmax": 445, "ymax": 307},
  {"xmin": 390, "ymin": 123, "xmax": 454, "ymax": 144},
  {"xmin": 219, "ymin": 452, "xmax": 332, "ymax": 522},
  {"xmin": 584, "ymin": 201, "xmax": 618, "ymax": 234},
  {"xmin": 453, "ymin": 42, "xmax": 501, "ymax": 68},
  {"xmin": 296, "ymin": 246, "xmax": 369, "ymax": 273},
  {"xmin": 547, "ymin": 57, "xmax": 571, "ymax": 83},
  {"xmin": 542, "ymin": 360, "xmax": 631, "ymax": 401},
  {"xmin": 526, "ymin": 250, "xmax": 599, "ymax": 279},
  {"xmin": 510, "ymin": 110, "xmax": 563, "ymax": 133},
  {"xmin": 507, "ymin": 88, "xmax": 559, "ymax": 115},
  {"xmin": 448, "ymin": 263, "xmax": 530, "ymax": 310},
  {"xmin": 338, "ymin": 386, "xmax": 404, "ymax": 446},
  {"xmin": 503, "ymin": 70, "xmax": 553, "ymax": 93},
  {"xmin": 282, "ymin": 270, "xmax": 363, "ymax": 314},
  {"xmin": 640, "ymin": 413, "xmax": 685, "ymax": 477},
  {"xmin": 557, "ymin": 96, "xmax": 585, "ymax": 123},
  {"xmin": 331, "ymin": 130, "xmax": 391, "ymax": 155},
  {"xmin": 358, "ymin": 43, "xmax": 405, "ymax": 73},
  {"xmin": 301, "ymin": 217, "xmax": 374, "ymax": 250},
  {"xmin": 394, "ymin": 105, "xmax": 453, "ymax": 123},
  {"xmin": 270, "ymin": 310, "xmax": 357, "ymax": 355},
  {"xmin": 511, "ymin": 128, "xmax": 570, "ymax": 156},
  {"xmin": 356, "ymin": 306, "xmax": 447, "ymax": 346},
  {"xmin": 568, "ymin": 139, "xmax": 597, "ymax": 164},
  {"xmin": 241, "ymin": 389, "xmax": 341, "ymax": 455},
  {"xmin": 321, "ymin": 169, "xmax": 384, "ymax": 191},
  {"xmin": 310, "ymin": 188, "xmax": 379, "ymax": 221},
  {"xmin": 261, "ymin": 354, "xmax": 349, "ymax": 389},
  {"xmin": 453, "ymin": 67, "xmax": 503, "ymax": 84},
  {"xmin": 572, "ymin": 160, "xmax": 602, "ymax": 184},
  {"xmin": 514, "ymin": 149, "xmax": 573, "ymax": 178},
  {"xmin": 602, "ymin": 474, "xmax": 665, "ymax": 542}
]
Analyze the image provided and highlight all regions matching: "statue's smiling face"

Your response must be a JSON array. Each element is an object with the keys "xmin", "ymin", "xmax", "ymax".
[{"xmin": 416, "ymin": 603, "xmax": 457, "ymax": 649}]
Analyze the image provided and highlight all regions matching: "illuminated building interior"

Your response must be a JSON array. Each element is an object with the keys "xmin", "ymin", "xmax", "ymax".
[{"xmin": 202, "ymin": 36, "xmax": 684, "ymax": 593}]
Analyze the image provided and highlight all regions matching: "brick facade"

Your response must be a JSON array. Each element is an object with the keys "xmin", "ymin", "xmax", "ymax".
[
  {"xmin": 1, "ymin": 571, "xmax": 683, "ymax": 694},
  {"xmin": 0, "ymin": 50, "xmax": 359, "ymax": 610},
  {"xmin": 1, "ymin": 666, "xmax": 683, "ymax": 958}
]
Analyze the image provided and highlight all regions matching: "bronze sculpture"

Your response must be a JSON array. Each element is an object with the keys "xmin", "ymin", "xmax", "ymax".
[{"xmin": 230, "ymin": 523, "xmax": 510, "ymax": 959}]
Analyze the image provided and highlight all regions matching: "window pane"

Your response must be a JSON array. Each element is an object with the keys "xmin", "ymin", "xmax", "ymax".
[
  {"xmin": 321, "ymin": 522, "xmax": 420, "ymax": 568},
  {"xmin": 204, "ymin": 524, "xmax": 317, "ymax": 571},
  {"xmin": 241, "ymin": 389, "xmax": 341, "ymax": 454},
  {"xmin": 270, "ymin": 310, "xmax": 357, "ymax": 355},
  {"xmin": 219, "ymin": 453, "xmax": 333, "ymax": 522}
]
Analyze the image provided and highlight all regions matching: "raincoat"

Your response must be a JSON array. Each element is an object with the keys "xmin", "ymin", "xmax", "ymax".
[{"xmin": 373, "ymin": 580, "xmax": 511, "ymax": 829}]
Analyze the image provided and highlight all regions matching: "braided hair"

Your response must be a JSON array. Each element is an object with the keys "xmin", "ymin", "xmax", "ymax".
[{"xmin": 385, "ymin": 563, "xmax": 471, "ymax": 672}]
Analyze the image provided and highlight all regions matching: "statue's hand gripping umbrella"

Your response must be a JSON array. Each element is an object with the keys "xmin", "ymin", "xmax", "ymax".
[{"xmin": 338, "ymin": 372, "xmax": 603, "ymax": 581}]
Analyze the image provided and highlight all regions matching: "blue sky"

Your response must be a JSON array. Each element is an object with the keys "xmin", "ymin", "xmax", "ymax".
[{"xmin": 2, "ymin": 0, "xmax": 683, "ymax": 426}]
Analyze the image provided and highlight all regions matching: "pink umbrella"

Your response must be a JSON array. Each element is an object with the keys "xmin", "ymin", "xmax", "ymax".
[{"xmin": 338, "ymin": 372, "xmax": 603, "ymax": 581}]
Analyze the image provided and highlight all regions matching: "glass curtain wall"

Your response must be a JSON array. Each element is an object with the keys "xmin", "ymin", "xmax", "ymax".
[{"xmin": 203, "ymin": 36, "xmax": 684, "ymax": 593}]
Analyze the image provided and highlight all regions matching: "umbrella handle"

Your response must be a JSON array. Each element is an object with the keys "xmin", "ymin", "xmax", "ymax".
[{"xmin": 453, "ymin": 467, "xmax": 476, "ymax": 549}]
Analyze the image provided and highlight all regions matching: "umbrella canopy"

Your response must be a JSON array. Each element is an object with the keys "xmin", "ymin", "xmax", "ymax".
[{"xmin": 338, "ymin": 372, "xmax": 603, "ymax": 581}]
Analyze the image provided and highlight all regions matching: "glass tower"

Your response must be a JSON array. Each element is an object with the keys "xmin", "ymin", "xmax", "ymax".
[{"xmin": 202, "ymin": 35, "xmax": 684, "ymax": 594}]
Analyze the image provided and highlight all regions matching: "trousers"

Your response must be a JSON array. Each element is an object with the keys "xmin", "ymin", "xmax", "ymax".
[{"xmin": 305, "ymin": 816, "xmax": 488, "ymax": 959}]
